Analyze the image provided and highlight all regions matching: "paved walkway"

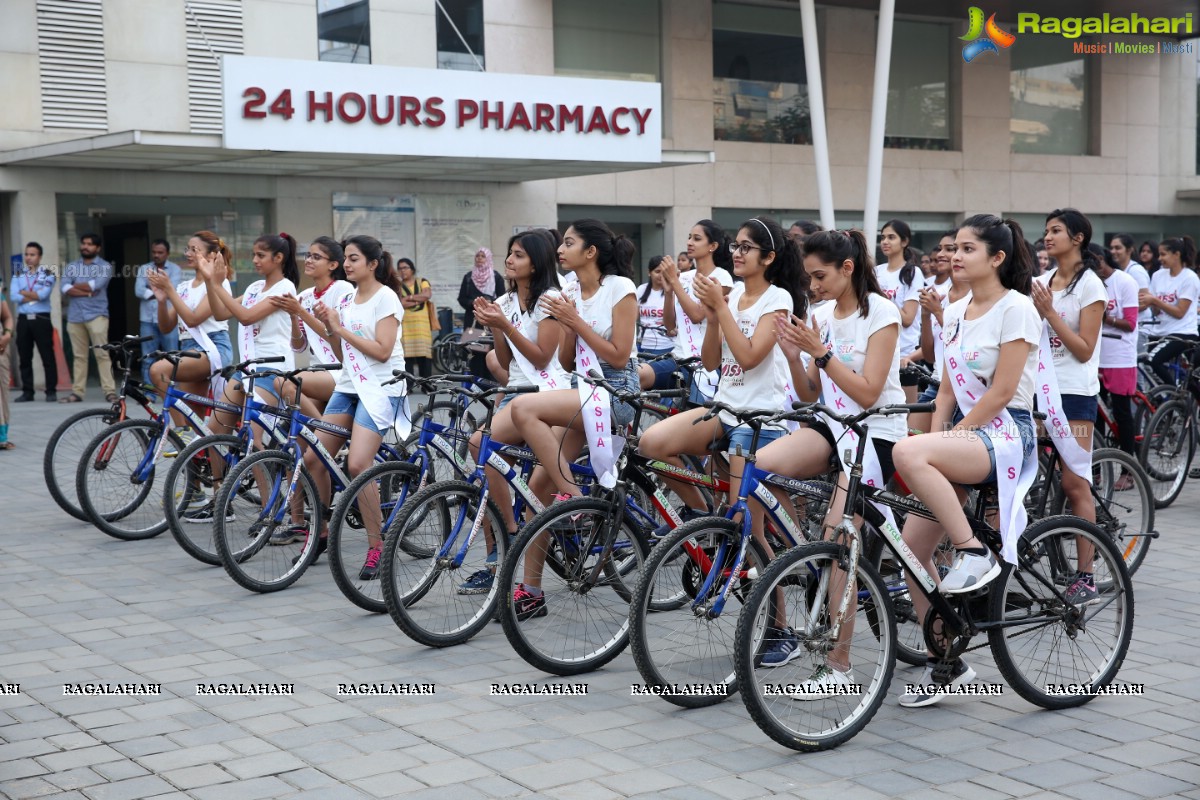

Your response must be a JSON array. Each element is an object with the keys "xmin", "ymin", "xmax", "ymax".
[{"xmin": 2, "ymin": 399, "xmax": 1198, "ymax": 800}]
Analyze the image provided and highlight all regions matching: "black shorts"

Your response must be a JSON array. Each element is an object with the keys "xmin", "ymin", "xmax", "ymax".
[{"xmin": 807, "ymin": 421, "xmax": 897, "ymax": 482}]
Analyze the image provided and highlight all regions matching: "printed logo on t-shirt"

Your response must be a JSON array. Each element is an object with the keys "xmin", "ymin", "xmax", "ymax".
[{"xmin": 1159, "ymin": 292, "xmax": 1178, "ymax": 304}]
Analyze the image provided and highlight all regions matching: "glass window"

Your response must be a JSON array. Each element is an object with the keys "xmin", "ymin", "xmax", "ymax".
[
  {"xmin": 436, "ymin": 0, "xmax": 485, "ymax": 71},
  {"xmin": 885, "ymin": 20, "xmax": 950, "ymax": 150},
  {"xmin": 1010, "ymin": 34, "xmax": 1088, "ymax": 154},
  {"xmin": 553, "ymin": 0, "xmax": 660, "ymax": 82},
  {"xmin": 317, "ymin": 0, "xmax": 370, "ymax": 64},
  {"xmin": 712, "ymin": 1, "xmax": 810, "ymax": 145}
]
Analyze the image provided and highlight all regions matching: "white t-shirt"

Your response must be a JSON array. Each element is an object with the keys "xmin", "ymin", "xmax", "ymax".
[
  {"xmin": 636, "ymin": 284, "xmax": 672, "ymax": 351},
  {"xmin": 941, "ymin": 291, "xmax": 1042, "ymax": 412},
  {"xmin": 715, "ymin": 283, "xmax": 793, "ymax": 427},
  {"xmin": 813, "ymin": 294, "xmax": 906, "ymax": 442},
  {"xmin": 1148, "ymin": 268, "xmax": 1200, "ymax": 336},
  {"xmin": 174, "ymin": 278, "xmax": 231, "ymax": 339},
  {"xmin": 564, "ymin": 275, "xmax": 637, "ymax": 368},
  {"xmin": 875, "ymin": 264, "xmax": 921, "ymax": 355},
  {"xmin": 925, "ymin": 285, "xmax": 970, "ymax": 380},
  {"xmin": 297, "ymin": 280, "xmax": 355, "ymax": 370},
  {"xmin": 1124, "ymin": 261, "xmax": 1152, "ymax": 326},
  {"xmin": 497, "ymin": 290, "xmax": 571, "ymax": 389},
  {"xmin": 1100, "ymin": 270, "xmax": 1140, "ymax": 369},
  {"xmin": 242, "ymin": 278, "xmax": 297, "ymax": 368},
  {"xmin": 1036, "ymin": 269, "xmax": 1107, "ymax": 396},
  {"xmin": 334, "ymin": 286, "xmax": 407, "ymax": 397},
  {"xmin": 671, "ymin": 267, "xmax": 735, "ymax": 360}
]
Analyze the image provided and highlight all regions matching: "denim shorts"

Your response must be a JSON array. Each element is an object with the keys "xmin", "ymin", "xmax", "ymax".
[
  {"xmin": 231, "ymin": 370, "xmax": 282, "ymax": 404},
  {"xmin": 180, "ymin": 330, "xmax": 234, "ymax": 374},
  {"xmin": 720, "ymin": 422, "xmax": 786, "ymax": 457},
  {"xmin": 1060, "ymin": 393, "xmax": 1098, "ymax": 423},
  {"xmin": 325, "ymin": 390, "xmax": 405, "ymax": 435},
  {"xmin": 951, "ymin": 407, "xmax": 1035, "ymax": 484},
  {"xmin": 917, "ymin": 384, "xmax": 939, "ymax": 404},
  {"xmin": 601, "ymin": 362, "xmax": 639, "ymax": 429},
  {"xmin": 647, "ymin": 357, "xmax": 679, "ymax": 390}
]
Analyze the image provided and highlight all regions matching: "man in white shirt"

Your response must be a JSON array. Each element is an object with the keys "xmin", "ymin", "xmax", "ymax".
[{"xmin": 1110, "ymin": 233, "xmax": 1150, "ymax": 353}]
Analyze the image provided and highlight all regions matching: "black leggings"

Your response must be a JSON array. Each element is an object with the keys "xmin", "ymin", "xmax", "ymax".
[
  {"xmin": 1148, "ymin": 334, "xmax": 1198, "ymax": 385},
  {"xmin": 1099, "ymin": 385, "xmax": 1135, "ymax": 455}
]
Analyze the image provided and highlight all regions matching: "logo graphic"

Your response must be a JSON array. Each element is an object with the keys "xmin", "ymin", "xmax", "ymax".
[{"xmin": 961, "ymin": 7, "xmax": 1016, "ymax": 62}]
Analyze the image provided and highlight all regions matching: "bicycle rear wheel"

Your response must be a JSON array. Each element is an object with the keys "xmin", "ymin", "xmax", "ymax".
[
  {"xmin": 75, "ymin": 420, "xmax": 180, "ymax": 540},
  {"xmin": 988, "ymin": 516, "xmax": 1134, "ymax": 710},
  {"xmin": 734, "ymin": 542, "xmax": 895, "ymax": 752},
  {"xmin": 1138, "ymin": 399, "xmax": 1194, "ymax": 508},
  {"xmin": 1051, "ymin": 448, "xmax": 1154, "ymax": 576},
  {"xmin": 498, "ymin": 497, "xmax": 648, "ymax": 676},
  {"xmin": 162, "ymin": 434, "xmax": 246, "ymax": 565},
  {"xmin": 46, "ymin": 408, "xmax": 116, "ymax": 521}
]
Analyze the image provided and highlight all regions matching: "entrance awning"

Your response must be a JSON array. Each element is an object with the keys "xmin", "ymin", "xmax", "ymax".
[{"xmin": 0, "ymin": 130, "xmax": 713, "ymax": 182}]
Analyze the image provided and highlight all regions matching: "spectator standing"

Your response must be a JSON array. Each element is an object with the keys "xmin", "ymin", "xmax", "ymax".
[
  {"xmin": 0, "ymin": 281, "xmax": 12, "ymax": 448},
  {"xmin": 60, "ymin": 232, "xmax": 115, "ymax": 403},
  {"xmin": 13, "ymin": 241, "xmax": 58, "ymax": 402},
  {"xmin": 458, "ymin": 247, "xmax": 504, "ymax": 380},
  {"xmin": 396, "ymin": 257, "xmax": 434, "ymax": 379},
  {"xmin": 134, "ymin": 239, "xmax": 183, "ymax": 393}
]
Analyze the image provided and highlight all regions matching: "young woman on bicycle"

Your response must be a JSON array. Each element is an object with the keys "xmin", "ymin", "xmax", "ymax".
[
  {"xmin": 909, "ymin": 232, "xmax": 969, "ymax": 433},
  {"xmin": 876, "ymin": 219, "xmax": 922, "ymax": 396},
  {"xmin": 1094, "ymin": 244, "xmax": 1140, "ymax": 458},
  {"xmin": 756, "ymin": 228, "xmax": 903, "ymax": 681},
  {"xmin": 1142, "ymin": 236, "xmax": 1200, "ymax": 385},
  {"xmin": 307, "ymin": 235, "xmax": 408, "ymax": 577},
  {"xmin": 457, "ymin": 229, "xmax": 570, "ymax": 595},
  {"xmin": 507, "ymin": 219, "xmax": 639, "ymax": 615},
  {"xmin": 636, "ymin": 256, "xmax": 673, "ymax": 361},
  {"xmin": 891, "ymin": 215, "xmax": 1040, "ymax": 706},
  {"xmin": 268, "ymin": 236, "xmax": 354, "ymax": 418}
]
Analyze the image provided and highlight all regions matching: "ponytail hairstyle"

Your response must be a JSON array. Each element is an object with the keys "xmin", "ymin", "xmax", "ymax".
[
  {"xmin": 255, "ymin": 232, "xmax": 301, "ymax": 286},
  {"xmin": 959, "ymin": 214, "xmax": 1034, "ymax": 295},
  {"xmin": 193, "ymin": 230, "xmax": 233, "ymax": 271},
  {"xmin": 1044, "ymin": 208, "xmax": 1098, "ymax": 294},
  {"xmin": 881, "ymin": 218, "xmax": 917, "ymax": 288},
  {"xmin": 568, "ymin": 218, "xmax": 635, "ymax": 280},
  {"xmin": 803, "ymin": 229, "xmax": 882, "ymax": 318},
  {"xmin": 505, "ymin": 229, "xmax": 560, "ymax": 311},
  {"xmin": 640, "ymin": 255, "xmax": 665, "ymax": 302},
  {"xmin": 741, "ymin": 215, "xmax": 809, "ymax": 320},
  {"xmin": 341, "ymin": 234, "xmax": 401, "ymax": 294},
  {"xmin": 695, "ymin": 218, "xmax": 733, "ymax": 271},
  {"xmin": 310, "ymin": 235, "xmax": 347, "ymax": 281},
  {"xmin": 1160, "ymin": 235, "xmax": 1197, "ymax": 270}
]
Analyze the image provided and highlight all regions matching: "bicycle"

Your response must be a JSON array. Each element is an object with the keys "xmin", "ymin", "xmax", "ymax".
[
  {"xmin": 733, "ymin": 402, "xmax": 1134, "ymax": 752},
  {"xmin": 1138, "ymin": 337, "xmax": 1200, "ymax": 507}
]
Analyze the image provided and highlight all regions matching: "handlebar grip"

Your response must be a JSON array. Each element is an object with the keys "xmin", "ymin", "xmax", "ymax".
[
  {"xmin": 310, "ymin": 362, "xmax": 342, "ymax": 372},
  {"xmin": 646, "ymin": 388, "xmax": 686, "ymax": 399},
  {"xmin": 180, "ymin": 351, "xmax": 202, "ymax": 359},
  {"xmin": 257, "ymin": 356, "xmax": 286, "ymax": 364},
  {"xmin": 504, "ymin": 385, "xmax": 541, "ymax": 395},
  {"xmin": 907, "ymin": 402, "xmax": 935, "ymax": 414}
]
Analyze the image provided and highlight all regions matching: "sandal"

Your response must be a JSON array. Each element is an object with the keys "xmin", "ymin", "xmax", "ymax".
[
  {"xmin": 59, "ymin": 393, "xmax": 83, "ymax": 403},
  {"xmin": 0, "ymin": 442, "xmax": 13, "ymax": 450}
]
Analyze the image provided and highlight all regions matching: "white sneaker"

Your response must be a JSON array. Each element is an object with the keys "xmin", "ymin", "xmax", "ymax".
[
  {"xmin": 939, "ymin": 551, "xmax": 1000, "ymax": 594},
  {"xmin": 898, "ymin": 658, "xmax": 976, "ymax": 708},
  {"xmin": 790, "ymin": 664, "xmax": 859, "ymax": 701}
]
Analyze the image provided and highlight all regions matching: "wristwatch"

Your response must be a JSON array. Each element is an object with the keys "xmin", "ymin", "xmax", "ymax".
[{"xmin": 814, "ymin": 349, "xmax": 834, "ymax": 369}]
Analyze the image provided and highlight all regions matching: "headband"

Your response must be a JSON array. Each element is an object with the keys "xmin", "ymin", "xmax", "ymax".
[{"xmin": 749, "ymin": 218, "xmax": 775, "ymax": 251}]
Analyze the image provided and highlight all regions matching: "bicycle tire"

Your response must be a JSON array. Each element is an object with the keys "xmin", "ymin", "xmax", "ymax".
[
  {"xmin": 1050, "ymin": 448, "xmax": 1154, "ymax": 576},
  {"xmin": 328, "ymin": 461, "xmax": 422, "ymax": 613},
  {"xmin": 629, "ymin": 517, "xmax": 771, "ymax": 708},
  {"xmin": 872, "ymin": 536, "xmax": 954, "ymax": 667},
  {"xmin": 162, "ymin": 434, "xmax": 247, "ymax": 565},
  {"xmin": 213, "ymin": 449, "xmax": 321, "ymax": 593},
  {"xmin": 498, "ymin": 496, "xmax": 648, "ymax": 676},
  {"xmin": 1138, "ymin": 399, "xmax": 1194, "ymax": 508},
  {"xmin": 381, "ymin": 480, "xmax": 509, "ymax": 646},
  {"xmin": 75, "ymin": 419, "xmax": 181, "ymax": 541},
  {"xmin": 45, "ymin": 408, "xmax": 117, "ymax": 521},
  {"xmin": 988, "ymin": 515, "xmax": 1134, "ymax": 710},
  {"xmin": 733, "ymin": 542, "xmax": 895, "ymax": 752}
]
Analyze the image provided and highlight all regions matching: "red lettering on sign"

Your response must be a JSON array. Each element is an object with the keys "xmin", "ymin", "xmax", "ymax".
[
  {"xmin": 585, "ymin": 107, "xmax": 611, "ymax": 134},
  {"xmin": 508, "ymin": 103, "xmax": 531, "ymax": 131},
  {"xmin": 425, "ymin": 97, "xmax": 446, "ymax": 127},
  {"xmin": 611, "ymin": 107, "xmax": 631, "ymax": 134},
  {"xmin": 308, "ymin": 91, "xmax": 333, "ymax": 122},
  {"xmin": 398, "ymin": 96, "xmax": 422, "ymax": 127},
  {"xmin": 269, "ymin": 89, "xmax": 294, "ymax": 120},
  {"xmin": 558, "ymin": 105, "xmax": 583, "ymax": 133},
  {"xmin": 632, "ymin": 107, "xmax": 653, "ymax": 135},
  {"xmin": 337, "ymin": 92, "xmax": 365, "ymax": 123},
  {"xmin": 457, "ymin": 99, "xmax": 479, "ymax": 128},
  {"xmin": 534, "ymin": 103, "xmax": 555, "ymax": 132},
  {"xmin": 481, "ymin": 100, "xmax": 504, "ymax": 129},
  {"xmin": 243, "ymin": 87, "xmax": 267, "ymax": 119},
  {"xmin": 369, "ymin": 94, "xmax": 394, "ymax": 124}
]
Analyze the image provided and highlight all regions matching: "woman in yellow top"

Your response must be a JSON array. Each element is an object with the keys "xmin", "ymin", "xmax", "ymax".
[{"xmin": 396, "ymin": 258, "xmax": 434, "ymax": 380}]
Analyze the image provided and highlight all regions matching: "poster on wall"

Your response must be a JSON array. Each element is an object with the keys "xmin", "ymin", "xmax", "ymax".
[
  {"xmin": 415, "ymin": 195, "xmax": 491, "ymax": 312},
  {"xmin": 331, "ymin": 193, "xmax": 417, "ymax": 261}
]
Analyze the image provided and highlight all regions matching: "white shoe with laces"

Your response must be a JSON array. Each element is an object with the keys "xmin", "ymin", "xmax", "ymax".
[{"xmin": 940, "ymin": 550, "xmax": 1000, "ymax": 594}]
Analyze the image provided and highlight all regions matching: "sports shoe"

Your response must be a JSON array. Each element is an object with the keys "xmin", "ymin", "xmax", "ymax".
[
  {"xmin": 183, "ymin": 500, "xmax": 234, "ymax": 524},
  {"xmin": 1064, "ymin": 574, "xmax": 1100, "ymax": 606},
  {"xmin": 899, "ymin": 658, "xmax": 976, "ymax": 708},
  {"xmin": 269, "ymin": 525, "xmax": 307, "ymax": 546},
  {"xmin": 164, "ymin": 427, "xmax": 196, "ymax": 458},
  {"xmin": 939, "ymin": 550, "xmax": 1001, "ymax": 594},
  {"xmin": 14, "ymin": 394, "xmax": 34, "ymax": 403},
  {"xmin": 457, "ymin": 569, "xmax": 495, "ymax": 595},
  {"xmin": 650, "ymin": 505, "xmax": 711, "ymax": 539},
  {"xmin": 485, "ymin": 548, "xmax": 498, "ymax": 566},
  {"xmin": 791, "ymin": 664, "xmax": 859, "ymax": 701},
  {"xmin": 358, "ymin": 546, "xmax": 383, "ymax": 581},
  {"xmin": 759, "ymin": 627, "xmax": 801, "ymax": 667},
  {"xmin": 513, "ymin": 583, "xmax": 547, "ymax": 620}
]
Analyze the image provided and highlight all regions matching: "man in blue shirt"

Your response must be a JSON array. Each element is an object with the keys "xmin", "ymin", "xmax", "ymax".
[
  {"xmin": 60, "ymin": 232, "xmax": 115, "ymax": 403},
  {"xmin": 13, "ymin": 241, "xmax": 59, "ymax": 402},
  {"xmin": 134, "ymin": 239, "xmax": 182, "ymax": 394}
]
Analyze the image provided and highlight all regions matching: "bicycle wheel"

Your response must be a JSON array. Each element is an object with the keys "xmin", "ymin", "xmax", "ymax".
[
  {"xmin": 988, "ymin": 515, "xmax": 1134, "ymax": 710},
  {"xmin": 162, "ymin": 434, "xmax": 246, "ymax": 565},
  {"xmin": 45, "ymin": 408, "xmax": 117, "ymax": 521},
  {"xmin": 1050, "ymin": 448, "xmax": 1154, "ymax": 576},
  {"xmin": 75, "ymin": 420, "xmax": 181, "ymax": 541},
  {"xmin": 733, "ymin": 542, "xmax": 895, "ymax": 752},
  {"xmin": 875, "ymin": 534, "xmax": 954, "ymax": 667},
  {"xmin": 381, "ymin": 480, "xmax": 508, "ymax": 646},
  {"xmin": 629, "ymin": 517, "xmax": 770, "ymax": 708},
  {"xmin": 213, "ymin": 449, "xmax": 321, "ymax": 593},
  {"xmin": 1138, "ymin": 399, "xmax": 1194, "ymax": 508},
  {"xmin": 328, "ymin": 461, "xmax": 422, "ymax": 612},
  {"xmin": 498, "ymin": 496, "xmax": 648, "ymax": 676}
]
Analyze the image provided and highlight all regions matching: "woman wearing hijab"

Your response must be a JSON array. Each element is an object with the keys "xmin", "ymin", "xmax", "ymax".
[{"xmin": 458, "ymin": 247, "xmax": 506, "ymax": 379}]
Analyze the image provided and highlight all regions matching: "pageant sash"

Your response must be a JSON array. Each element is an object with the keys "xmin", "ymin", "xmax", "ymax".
[
  {"xmin": 337, "ymin": 294, "xmax": 410, "ymax": 439},
  {"xmin": 238, "ymin": 283, "xmax": 263, "ymax": 367},
  {"xmin": 1036, "ymin": 324, "xmax": 1093, "ymax": 483},
  {"xmin": 300, "ymin": 289, "xmax": 344, "ymax": 377},
  {"xmin": 501, "ymin": 293, "xmax": 570, "ymax": 392},
  {"xmin": 574, "ymin": 335, "xmax": 623, "ymax": 489},
  {"xmin": 177, "ymin": 282, "xmax": 225, "ymax": 399},
  {"xmin": 677, "ymin": 274, "xmax": 719, "ymax": 400}
]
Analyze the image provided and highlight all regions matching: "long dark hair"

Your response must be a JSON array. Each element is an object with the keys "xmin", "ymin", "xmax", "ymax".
[
  {"xmin": 341, "ymin": 234, "xmax": 401, "ymax": 294},
  {"xmin": 959, "ymin": 214, "xmax": 1034, "ymax": 295},
  {"xmin": 803, "ymin": 229, "xmax": 882, "ymax": 318},
  {"xmin": 568, "ymin": 218, "xmax": 634, "ymax": 280},
  {"xmin": 881, "ymin": 218, "xmax": 917, "ymax": 288},
  {"xmin": 740, "ymin": 216, "xmax": 809, "ymax": 319},
  {"xmin": 640, "ymin": 255, "xmax": 665, "ymax": 302},
  {"xmin": 695, "ymin": 219, "xmax": 733, "ymax": 271},
  {"xmin": 1140, "ymin": 239, "xmax": 1161, "ymax": 274},
  {"xmin": 1160, "ymin": 235, "xmax": 1197, "ymax": 269},
  {"xmin": 506, "ymin": 229, "xmax": 560, "ymax": 312},
  {"xmin": 1045, "ymin": 208, "xmax": 1099, "ymax": 294},
  {"xmin": 310, "ymin": 236, "xmax": 347, "ymax": 281},
  {"xmin": 255, "ymin": 232, "xmax": 301, "ymax": 286}
]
